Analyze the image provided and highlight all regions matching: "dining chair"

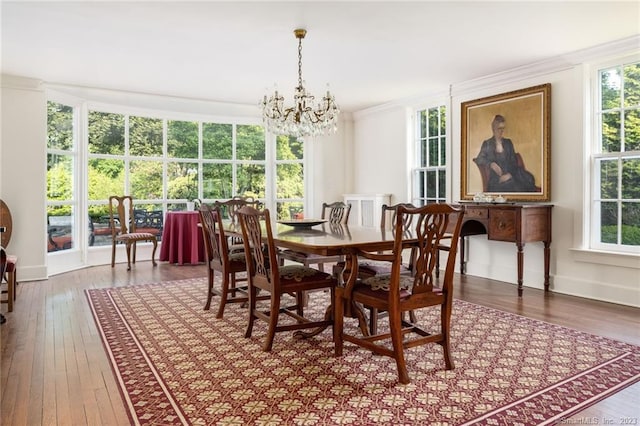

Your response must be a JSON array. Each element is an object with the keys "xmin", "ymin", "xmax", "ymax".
[
  {"xmin": 214, "ymin": 197, "xmax": 261, "ymax": 252},
  {"xmin": 278, "ymin": 201, "xmax": 351, "ymax": 272},
  {"xmin": 333, "ymin": 202, "xmax": 418, "ymax": 334},
  {"xmin": 0, "ymin": 200, "xmax": 18, "ymax": 314},
  {"xmin": 237, "ymin": 205, "xmax": 337, "ymax": 351},
  {"xmin": 334, "ymin": 203, "xmax": 464, "ymax": 384},
  {"xmin": 199, "ymin": 204, "xmax": 267, "ymax": 318},
  {"xmin": 108, "ymin": 195, "xmax": 158, "ymax": 270},
  {"xmin": 0, "ymin": 245, "xmax": 17, "ymax": 313}
]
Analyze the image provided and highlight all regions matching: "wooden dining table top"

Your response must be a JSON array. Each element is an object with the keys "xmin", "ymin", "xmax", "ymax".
[{"xmin": 222, "ymin": 221, "xmax": 413, "ymax": 256}]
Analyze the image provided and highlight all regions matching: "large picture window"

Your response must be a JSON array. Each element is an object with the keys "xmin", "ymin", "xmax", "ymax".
[
  {"xmin": 47, "ymin": 100, "xmax": 307, "ymax": 254},
  {"xmin": 591, "ymin": 57, "xmax": 640, "ymax": 253}
]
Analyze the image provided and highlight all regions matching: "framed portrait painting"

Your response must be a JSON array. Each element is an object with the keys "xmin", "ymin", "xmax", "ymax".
[{"xmin": 461, "ymin": 83, "xmax": 551, "ymax": 202}]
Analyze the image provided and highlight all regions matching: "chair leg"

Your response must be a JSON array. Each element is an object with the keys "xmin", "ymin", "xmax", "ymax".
[
  {"xmin": 334, "ymin": 288, "xmax": 345, "ymax": 356},
  {"xmin": 244, "ymin": 284, "xmax": 257, "ymax": 339},
  {"xmin": 125, "ymin": 243, "xmax": 132, "ymax": 270},
  {"xmin": 369, "ymin": 307, "xmax": 379, "ymax": 335},
  {"xmin": 441, "ymin": 303, "xmax": 454, "ymax": 370},
  {"xmin": 296, "ymin": 291, "xmax": 305, "ymax": 316},
  {"xmin": 151, "ymin": 240, "xmax": 158, "ymax": 266},
  {"xmin": 132, "ymin": 241, "xmax": 137, "ymax": 265},
  {"xmin": 204, "ymin": 268, "xmax": 215, "ymax": 311},
  {"xmin": 263, "ymin": 293, "xmax": 280, "ymax": 352},
  {"xmin": 216, "ymin": 273, "xmax": 231, "ymax": 319},
  {"xmin": 389, "ymin": 307, "xmax": 410, "ymax": 384},
  {"xmin": 6, "ymin": 270, "xmax": 15, "ymax": 312},
  {"xmin": 111, "ymin": 241, "xmax": 117, "ymax": 267}
]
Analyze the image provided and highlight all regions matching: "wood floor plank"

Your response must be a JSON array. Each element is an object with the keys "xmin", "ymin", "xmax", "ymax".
[{"xmin": 1, "ymin": 262, "xmax": 638, "ymax": 425}]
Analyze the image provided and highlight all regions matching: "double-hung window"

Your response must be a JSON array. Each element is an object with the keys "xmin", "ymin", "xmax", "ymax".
[
  {"xmin": 413, "ymin": 105, "xmax": 447, "ymax": 205},
  {"xmin": 591, "ymin": 56, "xmax": 640, "ymax": 253}
]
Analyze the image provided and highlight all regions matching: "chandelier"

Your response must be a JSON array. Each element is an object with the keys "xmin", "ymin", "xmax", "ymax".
[{"xmin": 260, "ymin": 29, "xmax": 339, "ymax": 138}]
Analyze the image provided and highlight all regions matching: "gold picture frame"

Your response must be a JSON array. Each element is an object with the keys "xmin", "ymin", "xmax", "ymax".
[{"xmin": 461, "ymin": 83, "xmax": 551, "ymax": 202}]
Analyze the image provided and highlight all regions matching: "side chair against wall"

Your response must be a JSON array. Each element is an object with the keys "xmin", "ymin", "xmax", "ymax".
[
  {"xmin": 1, "ymin": 245, "xmax": 16, "ymax": 314},
  {"xmin": 334, "ymin": 203, "xmax": 464, "ymax": 384},
  {"xmin": 278, "ymin": 201, "xmax": 352, "ymax": 272},
  {"xmin": 0, "ymin": 199, "xmax": 17, "ymax": 313},
  {"xmin": 198, "ymin": 204, "xmax": 268, "ymax": 318},
  {"xmin": 0, "ymin": 246, "xmax": 6, "ymax": 323},
  {"xmin": 108, "ymin": 195, "xmax": 158, "ymax": 270},
  {"xmin": 237, "ymin": 205, "xmax": 337, "ymax": 351}
]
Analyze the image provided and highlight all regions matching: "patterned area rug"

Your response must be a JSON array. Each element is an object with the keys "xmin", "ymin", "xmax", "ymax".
[{"xmin": 86, "ymin": 278, "xmax": 640, "ymax": 425}]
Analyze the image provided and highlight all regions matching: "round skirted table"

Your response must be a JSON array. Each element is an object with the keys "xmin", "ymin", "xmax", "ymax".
[{"xmin": 159, "ymin": 211, "xmax": 205, "ymax": 265}]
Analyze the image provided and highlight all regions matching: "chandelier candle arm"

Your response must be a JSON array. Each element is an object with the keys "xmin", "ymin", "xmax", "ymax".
[{"xmin": 260, "ymin": 28, "xmax": 339, "ymax": 138}]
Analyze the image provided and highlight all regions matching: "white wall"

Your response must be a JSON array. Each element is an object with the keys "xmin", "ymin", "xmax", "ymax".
[
  {"xmin": 352, "ymin": 106, "xmax": 410, "ymax": 203},
  {"xmin": 0, "ymin": 75, "xmax": 48, "ymax": 281},
  {"xmin": 2, "ymin": 38, "xmax": 638, "ymax": 307},
  {"xmin": 350, "ymin": 40, "xmax": 640, "ymax": 307},
  {"xmin": 0, "ymin": 77, "xmax": 352, "ymax": 280}
]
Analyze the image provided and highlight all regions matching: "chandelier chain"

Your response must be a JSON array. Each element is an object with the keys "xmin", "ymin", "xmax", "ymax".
[{"xmin": 298, "ymin": 37, "xmax": 303, "ymax": 88}]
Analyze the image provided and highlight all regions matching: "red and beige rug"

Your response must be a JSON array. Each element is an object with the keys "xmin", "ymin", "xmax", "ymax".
[{"xmin": 86, "ymin": 278, "xmax": 639, "ymax": 425}]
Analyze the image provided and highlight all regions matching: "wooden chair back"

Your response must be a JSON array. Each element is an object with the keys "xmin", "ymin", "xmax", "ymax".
[
  {"xmin": 280, "ymin": 200, "xmax": 351, "ymax": 272},
  {"xmin": 107, "ymin": 195, "xmax": 158, "ymax": 270},
  {"xmin": 108, "ymin": 195, "xmax": 135, "ymax": 236},
  {"xmin": 237, "ymin": 205, "xmax": 275, "ymax": 290},
  {"xmin": 335, "ymin": 203, "xmax": 465, "ymax": 384},
  {"xmin": 215, "ymin": 198, "xmax": 261, "ymax": 224},
  {"xmin": 321, "ymin": 201, "xmax": 351, "ymax": 225},
  {"xmin": 381, "ymin": 202, "xmax": 415, "ymax": 231},
  {"xmin": 0, "ymin": 245, "xmax": 6, "ymax": 278},
  {"xmin": 0, "ymin": 199, "xmax": 13, "ymax": 248},
  {"xmin": 237, "ymin": 205, "xmax": 336, "ymax": 351},
  {"xmin": 402, "ymin": 204, "xmax": 463, "ymax": 294},
  {"xmin": 199, "ymin": 204, "xmax": 228, "ymax": 267},
  {"xmin": 198, "ymin": 203, "xmax": 253, "ymax": 317}
]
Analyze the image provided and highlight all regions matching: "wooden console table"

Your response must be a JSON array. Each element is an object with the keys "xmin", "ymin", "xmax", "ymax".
[{"xmin": 452, "ymin": 203, "xmax": 553, "ymax": 296}]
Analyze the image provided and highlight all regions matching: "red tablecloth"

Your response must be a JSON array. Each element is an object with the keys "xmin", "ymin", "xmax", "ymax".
[{"xmin": 159, "ymin": 211, "xmax": 205, "ymax": 265}]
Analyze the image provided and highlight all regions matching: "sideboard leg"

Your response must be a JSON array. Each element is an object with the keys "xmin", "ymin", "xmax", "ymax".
[
  {"xmin": 460, "ymin": 236, "xmax": 466, "ymax": 274},
  {"xmin": 517, "ymin": 242, "xmax": 524, "ymax": 297},
  {"xmin": 544, "ymin": 241, "xmax": 551, "ymax": 292}
]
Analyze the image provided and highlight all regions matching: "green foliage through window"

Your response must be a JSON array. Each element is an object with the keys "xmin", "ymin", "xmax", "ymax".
[{"xmin": 595, "ymin": 59, "xmax": 640, "ymax": 248}]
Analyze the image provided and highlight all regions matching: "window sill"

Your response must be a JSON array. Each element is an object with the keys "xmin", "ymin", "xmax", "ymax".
[{"xmin": 570, "ymin": 248, "xmax": 640, "ymax": 269}]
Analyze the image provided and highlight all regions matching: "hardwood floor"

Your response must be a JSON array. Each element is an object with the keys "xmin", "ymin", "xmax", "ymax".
[{"xmin": 1, "ymin": 262, "xmax": 638, "ymax": 425}]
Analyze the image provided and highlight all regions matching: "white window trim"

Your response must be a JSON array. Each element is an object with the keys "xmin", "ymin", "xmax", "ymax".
[
  {"xmin": 411, "ymin": 102, "xmax": 449, "ymax": 205},
  {"xmin": 584, "ymin": 53, "xmax": 640, "ymax": 257}
]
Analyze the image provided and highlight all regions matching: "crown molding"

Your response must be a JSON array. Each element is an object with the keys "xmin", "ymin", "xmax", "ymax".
[
  {"xmin": 0, "ymin": 74, "xmax": 44, "ymax": 92},
  {"xmin": 354, "ymin": 35, "xmax": 640, "ymax": 118}
]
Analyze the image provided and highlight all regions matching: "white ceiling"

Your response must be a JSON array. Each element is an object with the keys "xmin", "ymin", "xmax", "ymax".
[{"xmin": 1, "ymin": 1, "xmax": 639, "ymax": 112}]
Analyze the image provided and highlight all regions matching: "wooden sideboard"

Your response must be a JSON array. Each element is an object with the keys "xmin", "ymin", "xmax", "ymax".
[{"xmin": 451, "ymin": 202, "xmax": 553, "ymax": 296}]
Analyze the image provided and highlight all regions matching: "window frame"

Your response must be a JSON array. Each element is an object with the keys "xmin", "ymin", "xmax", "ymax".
[
  {"xmin": 412, "ymin": 104, "xmax": 449, "ymax": 206},
  {"xmin": 588, "ymin": 53, "xmax": 640, "ymax": 255},
  {"xmin": 46, "ymin": 95, "xmax": 309, "ymax": 261},
  {"xmin": 46, "ymin": 98, "xmax": 83, "ymax": 254}
]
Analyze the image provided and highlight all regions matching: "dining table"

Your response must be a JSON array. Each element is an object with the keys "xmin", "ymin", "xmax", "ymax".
[
  {"xmin": 223, "ymin": 220, "xmax": 417, "ymax": 336},
  {"xmin": 159, "ymin": 210, "xmax": 205, "ymax": 265}
]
